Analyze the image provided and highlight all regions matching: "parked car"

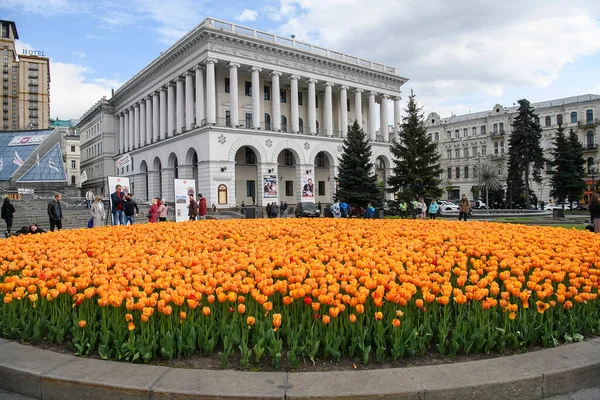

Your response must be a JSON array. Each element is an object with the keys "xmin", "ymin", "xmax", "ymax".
[
  {"xmin": 471, "ymin": 200, "xmax": 487, "ymax": 209},
  {"xmin": 545, "ymin": 204, "xmax": 562, "ymax": 210},
  {"xmin": 295, "ymin": 202, "xmax": 321, "ymax": 218},
  {"xmin": 438, "ymin": 201, "xmax": 459, "ymax": 211}
]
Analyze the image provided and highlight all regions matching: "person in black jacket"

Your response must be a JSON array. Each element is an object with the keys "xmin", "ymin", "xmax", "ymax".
[
  {"xmin": 589, "ymin": 192, "xmax": 600, "ymax": 233},
  {"xmin": 47, "ymin": 194, "xmax": 63, "ymax": 232},
  {"xmin": 1, "ymin": 198, "xmax": 16, "ymax": 237},
  {"xmin": 123, "ymin": 194, "xmax": 139, "ymax": 225}
]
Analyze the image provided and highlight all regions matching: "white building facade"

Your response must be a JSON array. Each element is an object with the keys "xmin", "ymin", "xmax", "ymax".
[
  {"xmin": 78, "ymin": 18, "xmax": 407, "ymax": 207},
  {"xmin": 426, "ymin": 94, "xmax": 600, "ymax": 203}
]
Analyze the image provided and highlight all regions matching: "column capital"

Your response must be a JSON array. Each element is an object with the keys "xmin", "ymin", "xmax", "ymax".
[
  {"xmin": 228, "ymin": 62, "xmax": 240, "ymax": 69},
  {"xmin": 340, "ymin": 85, "xmax": 349, "ymax": 91},
  {"xmin": 134, "ymin": 102, "xmax": 140, "ymax": 107},
  {"xmin": 176, "ymin": 76, "xmax": 185, "ymax": 82},
  {"xmin": 290, "ymin": 74, "xmax": 301, "ymax": 80},
  {"xmin": 307, "ymin": 78, "xmax": 318, "ymax": 84},
  {"xmin": 380, "ymin": 94, "xmax": 389, "ymax": 100},
  {"xmin": 270, "ymin": 70, "xmax": 282, "ymax": 77},
  {"xmin": 185, "ymin": 70, "xmax": 195, "ymax": 77},
  {"xmin": 167, "ymin": 81, "xmax": 176, "ymax": 88},
  {"xmin": 205, "ymin": 57, "xmax": 218, "ymax": 65},
  {"xmin": 393, "ymin": 96, "xmax": 402, "ymax": 101},
  {"xmin": 323, "ymin": 82, "xmax": 334, "ymax": 87},
  {"xmin": 249, "ymin": 66, "xmax": 262, "ymax": 73},
  {"xmin": 195, "ymin": 64, "xmax": 205, "ymax": 71},
  {"xmin": 368, "ymin": 91, "xmax": 377, "ymax": 97},
  {"xmin": 354, "ymin": 88, "xmax": 364, "ymax": 93},
  {"xmin": 146, "ymin": 94, "xmax": 153, "ymax": 101}
]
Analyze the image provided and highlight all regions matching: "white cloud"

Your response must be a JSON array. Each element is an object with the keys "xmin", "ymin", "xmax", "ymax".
[
  {"xmin": 72, "ymin": 51, "xmax": 86, "ymax": 60},
  {"xmin": 49, "ymin": 62, "xmax": 122, "ymax": 120},
  {"xmin": 234, "ymin": 9, "xmax": 258, "ymax": 22},
  {"xmin": 14, "ymin": 40, "xmax": 34, "ymax": 57}
]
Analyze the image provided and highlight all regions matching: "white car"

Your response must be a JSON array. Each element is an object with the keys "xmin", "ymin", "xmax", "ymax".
[{"xmin": 438, "ymin": 201, "xmax": 459, "ymax": 211}]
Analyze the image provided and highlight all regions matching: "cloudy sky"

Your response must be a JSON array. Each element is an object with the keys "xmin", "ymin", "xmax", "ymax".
[{"xmin": 2, "ymin": 0, "xmax": 600, "ymax": 122}]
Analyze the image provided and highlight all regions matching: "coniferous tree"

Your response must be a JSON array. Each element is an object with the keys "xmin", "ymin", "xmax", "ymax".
[
  {"xmin": 549, "ymin": 124, "xmax": 570, "ymax": 207},
  {"xmin": 336, "ymin": 120, "xmax": 380, "ymax": 208},
  {"xmin": 566, "ymin": 128, "xmax": 586, "ymax": 208},
  {"xmin": 388, "ymin": 90, "xmax": 442, "ymax": 201},
  {"xmin": 506, "ymin": 99, "xmax": 545, "ymax": 209}
]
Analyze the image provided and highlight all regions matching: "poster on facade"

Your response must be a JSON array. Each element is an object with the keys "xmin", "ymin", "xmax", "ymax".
[
  {"xmin": 107, "ymin": 176, "xmax": 131, "ymax": 212},
  {"xmin": 301, "ymin": 174, "xmax": 315, "ymax": 200},
  {"xmin": 174, "ymin": 178, "xmax": 196, "ymax": 223},
  {"xmin": 263, "ymin": 175, "xmax": 278, "ymax": 199}
]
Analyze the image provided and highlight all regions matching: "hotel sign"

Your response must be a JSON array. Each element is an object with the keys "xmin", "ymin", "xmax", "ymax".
[
  {"xmin": 8, "ymin": 135, "xmax": 48, "ymax": 146},
  {"xmin": 22, "ymin": 49, "xmax": 46, "ymax": 57}
]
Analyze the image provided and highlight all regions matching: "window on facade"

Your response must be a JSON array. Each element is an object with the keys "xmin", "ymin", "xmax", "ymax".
[
  {"xmin": 264, "ymin": 113, "xmax": 271, "ymax": 130},
  {"xmin": 446, "ymin": 150, "xmax": 452, "ymax": 159},
  {"xmin": 500, "ymin": 141, "xmax": 505, "ymax": 155},
  {"xmin": 494, "ymin": 142, "xmax": 499, "ymax": 154},
  {"xmin": 281, "ymin": 115, "xmax": 288, "ymax": 132},
  {"xmin": 493, "ymin": 123, "xmax": 498, "ymax": 133},
  {"xmin": 464, "ymin": 166, "xmax": 469, "ymax": 179},
  {"xmin": 447, "ymin": 131, "xmax": 451, "ymax": 140},
  {"xmin": 224, "ymin": 78, "xmax": 230, "ymax": 93},
  {"xmin": 463, "ymin": 128, "xmax": 468, "ymax": 137},
  {"xmin": 226, "ymin": 110, "xmax": 232, "ymax": 127},
  {"xmin": 454, "ymin": 129, "xmax": 459, "ymax": 139},
  {"xmin": 284, "ymin": 150, "xmax": 294, "ymax": 166},
  {"xmin": 545, "ymin": 116, "xmax": 551, "ymax": 127},
  {"xmin": 280, "ymin": 89, "xmax": 286, "ymax": 103},
  {"xmin": 245, "ymin": 147, "xmax": 256, "ymax": 164},
  {"xmin": 587, "ymin": 131, "xmax": 594, "ymax": 148},
  {"xmin": 245, "ymin": 81, "xmax": 252, "ymax": 96},
  {"xmin": 298, "ymin": 92, "xmax": 303, "ymax": 106},
  {"xmin": 246, "ymin": 180, "xmax": 255, "ymax": 197},
  {"xmin": 71, "ymin": 160, "xmax": 76, "ymax": 169},
  {"xmin": 434, "ymin": 132, "xmax": 439, "ymax": 141},
  {"xmin": 285, "ymin": 181, "xmax": 293, "ymax": 196},
  {"xmin": 456, "ymin": 167, "xmax": 460, "ymax": 179},
  {"xmin": 245, "ymin": 113, "xmax": 252, "ymax": 129},
  {"xmin": 472, "ymin": 127, "xmax": 477, "ymax": 135},
  {"xmin": 316, "ymin": 152, "xmax": 325, "ymax": 167},
  {"xmin": 464, "ymin": 148, "xmax": 469, "ymax": 158},
  {"xmin": 571, "ymin": 112, "xmax": 578, "ymax": 123},
  {"xmin": 481, "ymin": 145, "xmax": 487, "ymax": 155},
  {"xmin": 499, "ymin": 122, "xmax": 504, "ymax": 133},
  {"xmin": 455, "ymin": 149, "xmax": 460, "ymax": 159},
  {"xmin": 318, "ymin": 181, "xmax": 326, "ymax": 196},
  {"xmin": 481, "ymin": 125, "xmax": 486, "ymax": 135},
  {"xmin": 263, "ymin": 85, "xmax": 270, "ymax": 101},
  {"xmin": 71, "ymin": 176, "xmax": 76, "ymax": 185},
  {"xmin": 299, "ymin": 118, "xmax": 304, "ymax": 134},
  {"xmin": 588, "ymin": 157, "xmax": 595, "ymax": 173},
  {"xmin": 447, "ymin": 167, "xmax": 452, "ymax": 179},
  {"xmin": 587, "ymin": 109, "xmax": 594, "ymax": 124},
  {"xmin": 557, "ymin": 114, "xmax": 563, "ymax": 125}
]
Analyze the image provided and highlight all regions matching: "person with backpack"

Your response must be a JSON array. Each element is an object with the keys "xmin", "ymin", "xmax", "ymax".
[{"xmin": 1, "ymin": 197, "xmax": 16, "ymax": 237}]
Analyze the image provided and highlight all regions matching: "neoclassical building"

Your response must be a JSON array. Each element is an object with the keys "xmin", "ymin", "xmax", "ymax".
[
  {"xmin": 78, "ymin": 18, "xmax": 406, "ymax": 207},
  {"xmin": 426, "ymin": 94, "xmax": 600, "ymax": 203}
]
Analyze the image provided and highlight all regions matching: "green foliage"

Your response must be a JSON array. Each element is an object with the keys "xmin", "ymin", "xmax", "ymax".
[
  {"xmin": 566, "ymin": 129, "xmax": 586, "ymax": 207},
  {"xmin": 336, "ymin": 121, "xmax": 381, "ymax": 207},
  {"xmin": 507, "ymin": 99, "xmax": 545, "ymax": 208},
  {"xmin": 549, "ymin": 127, "xmax": 586, "ymax": 209},
  {"xmin": 388, "ymin": 90, "xmax": 443, "ymax": 201}
]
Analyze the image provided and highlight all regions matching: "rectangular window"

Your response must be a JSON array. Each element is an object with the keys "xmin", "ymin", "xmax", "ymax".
[
  {"xmin": 284, "ymin": 151, "xmax": 294, "ymax": 166},
  {"xmin": 454, "ymin": 129, "xmax": 459, "ymax": 139},
  {"xmin": 318, "ymin": 181, "xmax": 326, "ymax": 196},
  {"xmin": 245, "ymin": 112, "xmax": 252, "ymax": 129},
  {"xmin": 71, "ymin": 160, "xmax": 76, "ymax": 169},
  {"xmin": 246, "ymin": 180, "xmax": 255, "ymax": 197},
  {"xmin": 434, "ymin": 132, "xmax": 439, "ymax": 141},
  {"xmin": 463, "ymin": 148, "xmax": 468, "ymax": 158},
  {"xmin": 447, "ymin": 131, "xmax": 451, "ymax": 140},
  {"xmin": 463, "ymin": 128, "xmax": 468, "ymax": 137},
  {"xmin": 571, "ymin": 112, "xmax": 578, "ymax": 123},
  {"xmin": 472, "ymin": 127, "xmax": 477, "ymax": 135},
  {"xmin": 245, "ymin": 147, "xmax": 256, "ymax": 164},
  {"xmin": 245, "ymin": 81, "xmax": 252, "ymax": 97},
  {"xmin": 285, "ymin": 181, "xmax": 293, "ymax": 196},
  {"xmin": 225, "ymin": 110, "xmax": 231, "ymax": 127},
  {"xmin": 455, "ymin": 149, "xmax": 460, "ymax": 159},
  {"xmin": 481, "ymin": 125, "xmax": 486, "ymax": 135},
  {"xmin": 446, "ymin": 149, "xmax": 452, "ymax": 159},
  {"xmin": 494, "ymin": 142, "xmax": 499, "ymax": 154},
  {"xmin": 264, "ymin": 85, "xmax": 270, "ymax": 101},
  {"xmin": 481, "ymin": 145, "xmax": 487, "ymax": 155},
  {"xmin": 280, "ymin": 89, "xmax": 286, "ymax": 103},
  {"xmin": 70, "ymin": 145, "xmax": 75, "ymax": 153},
  {"xmin": 224, "ymin": 78, "xmax": 230, "ymax": 93},
  {"xmin": 472, "ymin": 146, "xmax": 478, "ymax": 156},
  {"xmin": 298, "ymin": 92, "xmax": 303, "ymax": 106}
]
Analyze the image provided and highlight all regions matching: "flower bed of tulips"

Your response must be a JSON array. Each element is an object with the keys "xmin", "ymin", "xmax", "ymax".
[{"xmin": 1, "ymin": 219, "xmax": 600, "ymax": 369}]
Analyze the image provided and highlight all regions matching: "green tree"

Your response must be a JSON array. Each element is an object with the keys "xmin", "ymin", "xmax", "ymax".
[
  {"xmin": 566, "ymin": 128, "xmax": 586, "ymax": 208},
  {"xmin": 388, "ymin": 90, "xmax": 442, "ymax": 201},
  {"xmin": 336, "ymin": 120, "xmax": 380, "ymax": 208},
  {"xmin": 477, "ymin": 162, "xmax": 502, "ymax": 213},
  {"xmin": 549, "ymin": 124, "xmax": 570, "ymax": 208},
  {"xmin": 506, "ymin": 99, "xmax": 545, "ymax": 209}
]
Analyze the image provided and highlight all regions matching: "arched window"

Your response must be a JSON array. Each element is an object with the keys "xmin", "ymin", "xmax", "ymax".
[
  {"xmin": 464, "ymin": 166, "xmax": 469, "ymax": 179},
  {"xmin": 587, "ymin": 131, "xmax": 595, "ymax": 149},
  {"xmin": 545, "ymin": 116, "xmax": 551, "ymax": 127},
  {"xmin": 571, "ymin": 112, "xmax": 578, "ymax": 123},
  {"xmin": 299, "ymin": 118, "xmax": 304, "ymax": 134},
  {"xmin": 556, "ymin": 114, "xmax": 563, "ymax": 125},
  {"xmin": 447, "ymin": 167, "xmax": 452, "ymax": 179},
  {"xmin": 588, "ymin": 157, "xmax": 595, "ymax": 173},
  {"xmin": 455, "ymin": 167, "xmax": 460, "ymax": 179},
  {"xmin": 281, "ymin": 115, "xmax": 288, "ymax": 132},
  {"xmin": 218, "ymin": 184, "xmax": 228, "ymax": 205},
  {"xmin": 264, "ymin": 113, "xmax": 271, "ymax": 131},
  {"xmin": 587, "ymin": 109, "xmax": 594, "ymax": 124}
]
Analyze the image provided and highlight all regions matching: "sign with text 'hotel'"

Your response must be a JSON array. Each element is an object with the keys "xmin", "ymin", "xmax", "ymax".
[{"xmin": 8, "ymin": 135, "xmax": 48, "ymax": 146}]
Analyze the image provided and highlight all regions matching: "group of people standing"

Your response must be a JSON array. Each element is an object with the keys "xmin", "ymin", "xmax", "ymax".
[
  {"xmin": 265, "ymin": 201, "xmax": 288, "ymax": 218},
  {"xmin": 186, "ymin": 193, "xmax": 207, "ymax": 221}
]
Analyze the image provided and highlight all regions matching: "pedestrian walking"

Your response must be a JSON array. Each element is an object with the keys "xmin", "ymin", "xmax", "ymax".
[
  {"xmin": 365, "ymin": 202, "xmax": 375, "ymax": 219},
  {"xmin": 123, "ymin": 194, "xmax": 139, "ymax": 225},
  {"xmin": 90, "ymin": 196, "xmax": 106, "ymax": 228},
  {"xmin": 85, "ymin": 189, "xmax": 94, "ymax": 209},
  {"xmin": 47, "ymin": 193, "xmax": 63, "ymax": 232},
  {"xmin": 197, "ymin": 194, "xmax": 207, "ymax": 220},
  {"xmin": 458, "ymin": 194, "xmax": 470, "ymax": 221},
  {"xmin": 279, "ymin": 201, "xmax": 285, "ymax": 218},
  {"xmin": 111, "ymin": 185, "xmax": 125, "ymax": 226},
  {"xmin": 331, "ymin": 199, "xmax": 342, "ymax": 218},
  {"xmin": 149, "ymin": 198, "xmax": 160, "ymax": 223},
  {"xmin": 1, "ymin": 198, "xmax": 16, "ymax": 237},
  {"xmin": 188, "ymin": 194, "xmax": 198, "ymax": 221},
  {"xmin": 590, "ymin": 193, "xmax": 600, "ymax": 233},
  {"xmin": 428, "ymin": 199, "xmax": 439, "ymax": 220},
  {"xmin": 240, "ymin": 201, "xmax": 246, "ymax": 216}
]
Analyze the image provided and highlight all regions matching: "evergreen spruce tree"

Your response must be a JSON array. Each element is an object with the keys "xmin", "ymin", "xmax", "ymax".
[
  {"xmin": 506, "ymin": 99, "xmax": 545, "ymax": 209},
  {"xmin": 336, "ymin": 120, "xmax": 380, "ymax": 208},
  {"xmin": 566, "ymin": 128, "xmax": 586, "ymax": 208},
  {"xmin": 388, "ymin": 90, "xmax": 442, "ymax": 201},
  {"xmin": 549, "ymin": 124, "xmax": 570, "ymax": 207}
]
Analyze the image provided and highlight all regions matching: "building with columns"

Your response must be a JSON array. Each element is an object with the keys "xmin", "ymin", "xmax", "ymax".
[
  {"xmin": 78, "ymin": 18, "xmax": 407, "ymax": 207},
  {"xmin": 425, "ymin": 94, "xmax": 600, "ymax": 204}
]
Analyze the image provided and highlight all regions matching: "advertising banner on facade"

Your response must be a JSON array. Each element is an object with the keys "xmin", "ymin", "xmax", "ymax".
[
  {"xmin": 174, "ymin": 178, "xmax": 196, "ymax": 223},
  {"xmin": 116, "ymin": 153, "xmax": 132, "ymax": 169},
  {"xmin": 107, "ymin": 176, "xmax": 131, "ymax": 211},
  {"xmin": 8, "ymin": 135, "xmax": 48, "ymax": 146},
  {"xmin": 301, "ymin": 174, "xmax": 315, "ymax": 201},
  {"xmin": 263, "ymin": 175, "xmax": 278, "ymax": 199}
]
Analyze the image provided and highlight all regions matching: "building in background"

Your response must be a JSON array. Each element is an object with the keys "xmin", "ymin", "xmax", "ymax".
[
  {"xmin": 78, "ymin": 17, "xmax": 406, "ymax": 206},
  {"xmin": 426, "ymin": 94, "xmax": 600, "ymax": 204},
  {"xmin": 1, "ymin": 19, "xmax": 50, "ymax": 131}
]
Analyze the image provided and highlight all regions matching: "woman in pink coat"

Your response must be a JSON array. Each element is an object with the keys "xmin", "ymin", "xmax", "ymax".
[{"xmin": 147, "ymin": 198, "xmax": 160, "ymax": 223}]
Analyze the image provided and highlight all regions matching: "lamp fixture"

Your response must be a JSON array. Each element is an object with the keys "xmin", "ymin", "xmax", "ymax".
[
  {"xmin": 306, "ymin": 169, "xmax": 312, "ymax": 174},
  {"xmin": 221, "ymin": 166, "xmax": 227, "ymax": 172},
  {"xmin": 268, "ymin": 168, "xmax": 274, "ymax": 173}
]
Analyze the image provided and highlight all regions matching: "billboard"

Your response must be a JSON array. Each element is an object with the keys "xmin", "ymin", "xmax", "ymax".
[
  {"xmin": 174, "ymin": 178, "xmax": 197, "ymax": 222},
  {"xmin": 263, "ymin": 175, "xmax": 278, "ymax": 199},
  {"xmin": 301, "ymin": 173, "xmax": 315, "ymax": 201},
  {"xmin": 8, "ymin": 135, "xmax": 48, "ymax": 146}
]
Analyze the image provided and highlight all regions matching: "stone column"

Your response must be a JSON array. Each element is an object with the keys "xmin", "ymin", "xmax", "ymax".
[
  {"xmin": 340, "ymin": 86, "xmax": 348, "ymax": 137},
  {"xmin": 152, "ymin": 92, "xmax": 159, "ymax": 143},
  {"xmin": 308, "ymin": 78, "xmax": 317, "ymax": 135},
  {"xmin": 128, "ymin": 107, "xmax": 134, "ymax": 150},
  {"xmin": 250, "ymin": 66, "xmax": 262, "ymax": 129},
  {"xmin": 195, "ymin": 65, "xmax": 205, "ymax": 125},
  {"xmin": 167, "ymin": 82, "xmax": 176, "ymax": 137},
  {"xmin": 133, "ymin": 103, "xmax": 140, "ymax": 149},
  {"xmin": 354, "ymin": 89, "xmax": 363, "ymax": 128},
  {"xmin": 380, "ymin": 95, "xmax": 389, "ymax": 142},
  {"xmin": 205, "ymin": 58, "xmax": 217, "ymax": 125},
  {"xmin": 290, "ymin": 75, "xmax": 300, "ymax": 133},
  {"xmin": 145, "ymin": 96, "xmax": 152, "ymax": 145},
  {"xmin": 368, "ymin": 92, "xmax": 376, "ymax": 141},
  {"xmin": 228, "ymin": 63, "xmax": 240, "ymax": 127},
  {"xmin": 185, "ymin": 71, "xmax": 194, "ymax": 131},
  {"xmin": 271, "ymin": 71, "xmax": 282, "ymax": 131},
  {"xmin": 393, "ymin": 96, "xmax": 402, "ymax": 139},
  {"xmin": 161, "ymin": 167, "xmax": 175, "ymax": 202},
  {"xmin": 176, "ymin": 77, "xmax": 185, "ymax": 134},
  {"xmin": 159, "ymin": 87, "xmax": 167, "ymax": 140},
  {"xmin": 147, "ymin": 170, "xmax": 161, "ymax": 200},
  {"xmin": 139, "ymin": 100, "xmax": 146, "ymax": 146},
  {"xmin": 324, "ymin": 82, "xmax": 333, "ymax": 137},
  {"xmin": 123, "ymin": 111, "xmax": 129, "ymax": 152},
  {"xmin": 119, "ymin": 113, "xmax": 124, "ymax": 153}
]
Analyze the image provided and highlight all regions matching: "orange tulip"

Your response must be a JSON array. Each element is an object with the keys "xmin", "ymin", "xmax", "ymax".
[
  {"xmin": 322, "ymin": 315, "xmax": 331, "ymax": 325},
  {"xmin": 237, "ymin": 303, "xmax": 246, "ymax": 314},
  {"xmin": 246, "ymin": 316, "xmax": 255, "ymax": 326},
  {"xmin": 392, "ymin": 318, "xmax": 400, "ymax": 328},
  {"xmin": 78, "ymin": 320, "xmax": 87, "ymax": 328},
  {"xmin": 202, "ymin": 306, "xmax": 211, "ymax": 316}
]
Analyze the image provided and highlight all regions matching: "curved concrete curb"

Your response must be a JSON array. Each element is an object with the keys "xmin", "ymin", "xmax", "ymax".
[{"xmin": 0, "ymin": 337, "xmax": 599, "ymax": 400}]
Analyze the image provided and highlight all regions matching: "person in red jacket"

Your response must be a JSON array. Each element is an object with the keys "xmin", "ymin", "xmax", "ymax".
[
  {"xmin": 147, "ymin": 198, "xmax": 160, "ymax": 223},
  {"xmin": 198, "ymin": 193, "xmax": 207, "ymax": 220}
]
